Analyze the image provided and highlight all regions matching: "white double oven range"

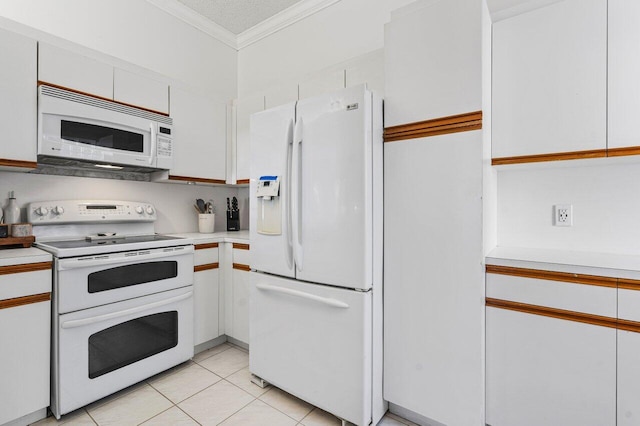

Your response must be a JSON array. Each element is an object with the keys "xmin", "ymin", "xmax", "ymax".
[{"xmin": 29, "ymin": 200, "xmax": 194, "ymax": 419}]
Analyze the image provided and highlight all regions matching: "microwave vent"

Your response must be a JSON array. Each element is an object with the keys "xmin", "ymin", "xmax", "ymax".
[{"xmin": 40, "ymin": 85, "xmax": 172, "ymax": 126}]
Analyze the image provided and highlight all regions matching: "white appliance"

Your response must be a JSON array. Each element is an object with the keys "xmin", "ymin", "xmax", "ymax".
[
  {"xmin": 29, "ymin": 200, "xmax": 194, "ymax": 419},
  {"xmin": 249, "ymin": 84, "xmax": 384, "ymax": 426},
  {"xmin": 38, "ymin": 85, "xmax": 173, "ymax": 170}
]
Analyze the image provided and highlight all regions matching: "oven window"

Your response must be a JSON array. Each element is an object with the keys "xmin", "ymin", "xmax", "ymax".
[
  {"xmin": 61, "ymin": 120, "xmax": 144, "ymax": 153},
  {"xmin": 88, "ymin": 261, "xmax": 178, "ymax": 293},
  {"xmin": 88, "ymin": 311, "xmax": 178, "ymax": 379}
]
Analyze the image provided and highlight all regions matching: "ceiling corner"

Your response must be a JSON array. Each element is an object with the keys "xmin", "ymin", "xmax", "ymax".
[{"xmin": 146, "ymin": 0, "xmax": 238, "ymax": 49}]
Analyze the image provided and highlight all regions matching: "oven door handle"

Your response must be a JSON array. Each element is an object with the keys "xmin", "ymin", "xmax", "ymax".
[
  {"xmin": 57, "ymin": 247, "xmax": 192, "ymax": 270},
  {"xmin": 60, "ymin": 291, "xmax": 192, "ymax": 329}
]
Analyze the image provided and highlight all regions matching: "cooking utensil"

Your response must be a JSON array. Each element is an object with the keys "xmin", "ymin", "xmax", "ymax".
[
  {"xmin": 206, "ymin": 200, "xmax": 214, "ymax": 214},
  {"xmin": 196, "ymin": 199, "xmax": 206, "ymax": 213},
  {"xmin": 194, "ymin": 204, "xmax": 203, "ymax": 214},
  {"xmin": 227, "ymin": 198, "xmax": 231, "ymax": 212}
]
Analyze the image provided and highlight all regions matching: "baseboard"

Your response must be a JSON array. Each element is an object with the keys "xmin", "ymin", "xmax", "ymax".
[
  {"xmin": 388, "ymin": 403, "xmax": 446, "ymax": 426},
  {"xmin": 1, "ymin": 408, "xmax": 48, "ymax": 426},
  {"xmin": 194, "ymin": 335, "xmax": 228, "ymax": 355},
  {"xmin": 226, "ymin": 335, "xmax": 249, "ymax": 351}
]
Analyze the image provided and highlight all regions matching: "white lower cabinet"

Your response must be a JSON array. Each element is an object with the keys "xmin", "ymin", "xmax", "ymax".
[
  {"xmin": 228, "ymin": 244, "xmax": 250, "ymax": 345},
  {"xmin": 486, "ymin": 307, "xmax": 616, "ymax": 426},
  {"xmin": 618, "ymin": 330, "xmax": 640, "ymax": 426},
  {"xmin": 0, "ymin": 258, "xmax": 52, "ymax": 425},
  {"xmin": 231, "ymin": 267, "xmax": 250, "ymax": 344},
  {"xmin": 193, "ymin": 243, "xmax": 221, "ymax": 346}
]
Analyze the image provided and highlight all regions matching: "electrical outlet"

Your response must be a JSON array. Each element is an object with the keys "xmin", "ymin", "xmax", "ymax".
[{"xmin": 554, "ymin": 204, "xmax": 573, "ymax": 227}]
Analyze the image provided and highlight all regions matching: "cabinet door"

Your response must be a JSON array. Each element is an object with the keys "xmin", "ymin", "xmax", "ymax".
[
  {"xmin": 609, "ymin": 0, "xmax": 640, "ymax": 151},
  {"xmin": 193, "ymin": 267, "xmax": 220, "ymax": 346},
  {"xmin": 0, "ymin": 28, "xmax": 37, "ymax": 166},
  {"xmin": 39, "ymin": 42, "xmax": 113, "ymax": 99},
  {"xmin": 170, "ymin": 87, "xmax": 227, "ymax": 182},
  {"xmin": 384, "ymin": 0, "xmax": 482, "ymax": 127},
  {"xmin": 235, "ymin": 95, "xmax": 264, "ymax": 183},
  {"xmin": 486, "ymin": 307, "xmax": 616, "ymax": 426},
  {"xmin": 345, "ymin": 50, "xmax": 384, "ymax": 95},
  {"xmin": 492, "ymin": 0, "xmax": 606, "ymax": 159},
  {"xmin": 384, "ymin": 131, "xmax": 483, "ymax": 425},
  {"xmin": 113, "ymin": 68, "xmax": 169, "ymax": 114},
  {"xmin": 0, "ymin": 301, "xmax": 50, "ymax": 425},
  {"xmin": 298, "ymin": 69, "xmax": 345, "ymax": 100},
  {"xmin": 231, "ymin": 268, "xmax": 250, "ymax": 344},
  {"xmin": 618, "ymin": 330, "xmax": 640, "ymax": 426}
]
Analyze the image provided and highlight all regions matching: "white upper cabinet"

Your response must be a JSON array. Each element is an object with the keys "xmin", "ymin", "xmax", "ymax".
[
  {"xmin": 39, "ymin": 43, "xmax": 169, "ymax": 114},
  {"xmin": 298, "ymin": 69, "xmax": 345, "ymax": 100},
  {"xmin": 235, "ymin": 94, "xmax": 265, "ymax": 183},
  {"xmin": 492, "ymin": 0, "xmax": 607, "ymax": 159},
  {"xmin": 384, "ymin": 0, "xmax": 482, "ymax": 127},
  {"xmin": 345, "ymin": 49, "xmax": 384, "ymax": 95},
  {"xmin": 608, "ymin": 0, "xmax": 640, "ymax": 151},
  {"xmin": 170, "ymin": 87, "xmax": 227, "ymax": 182},
  {"xmin": 0, "ymin": 28, "xmax": 37, "ymax": 167},
  {"xmin": 114, "ymin": 68, "xmax": 169, "ymax": 114},
  {"xmin": 39, "ymin": 42, "xmax": 113, "ymax": 99}
]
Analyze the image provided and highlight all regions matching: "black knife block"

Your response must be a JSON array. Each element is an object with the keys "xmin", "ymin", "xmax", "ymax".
[{"xmin": 226, "ymin": 211, "xmax": 240, "ymax": 231}]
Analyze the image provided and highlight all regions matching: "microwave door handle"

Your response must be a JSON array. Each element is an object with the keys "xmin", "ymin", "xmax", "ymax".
[
  {"xmin": 60, "ymin": 291, "xmax": 193, "ymax": 329},
  {"xmin": 149, "ymin": 123, "xmax": 156, "ymax": 165}
]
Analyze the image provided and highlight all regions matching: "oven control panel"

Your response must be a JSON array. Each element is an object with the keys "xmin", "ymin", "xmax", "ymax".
[{"xmin": 27, "ymin": 200, "xmax": 157, "ymax": 224}]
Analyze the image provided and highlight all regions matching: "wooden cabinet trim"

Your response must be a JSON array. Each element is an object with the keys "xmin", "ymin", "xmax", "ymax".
[
  {"xmin": 384, "ymin": 111, "xmax": 482, "ymax": 143},
  {"xmin": 194, "ymin": 262, "xmax": 219, "ymax": 272},
  {"xmin": 0, "ymin": 292, "xmax": 51, "ymax": 310},
  {"xmin": 38, "ymin": 81, "xmax": 169, "ymax": 117},
  {"xmin": 233, "ymin": 263, "xmax": 251, "ymax": 271},
  {"xmin": 194, "ymin": 242, "xmax": 219, "ymax": 250},
  {"xmin": 0, "ymin": 158, "xmax": 38, "ymax": 169},
  {"xmin": 236, "ymin": 179, "xmax": 250, "ymax": 185},
  {"xmin": 486, "ymin": 264, "xmax": 617, "ymax": 288},
  {"xmin": 492, "ymin": 149, "xmax": 607, "ymax": 166},
  {"xmin": 607, "ymin": 147, "xmax": 640, "ymax": 157},
  {"xmin": 617, "ymin": 319, "xmax": 640, "ymax": 334},
  {"xmin": 0, "ymin": 261, "xmax": 52, "ymax": 276},
  {"xmin": 618, "ymin": 278, "xmax": 640, "ymax": 291},
  {"xmin": 168, "ymin": 175, "xmax": 226, "ymax": 185},
  {"xmin": 486, "ymin": 297, "xmax": 618, "ymax": 329},
  {"xmin": 233, "ymin": 243, "xmax": 250, "ymax": 250}
]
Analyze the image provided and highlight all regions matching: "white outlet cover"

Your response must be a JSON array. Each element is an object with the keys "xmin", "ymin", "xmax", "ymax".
[{"xmin": 554, "ymin": 204, "xmax": 573, "ymax": 227}]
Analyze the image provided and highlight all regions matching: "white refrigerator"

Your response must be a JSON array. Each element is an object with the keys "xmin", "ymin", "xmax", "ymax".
[{"xmin": 249, "ymin": 84, "xmax": 384, "ymax": 426}]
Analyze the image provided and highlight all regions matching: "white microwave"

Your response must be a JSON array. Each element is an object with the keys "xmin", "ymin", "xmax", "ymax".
[{"xmin": 38, "ymin": 85, "xmax": 173, "ymax": 170}]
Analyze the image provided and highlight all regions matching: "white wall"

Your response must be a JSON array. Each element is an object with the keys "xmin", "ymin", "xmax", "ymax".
[
  {"xmin": 237, "ymin": 0, "xmax": 413, "ymax": 97},
  {"xmin": 0, "ymin": 0, "xmax": 237, "ymax": 97},
  {"xmin": 497, "ymin": 159, "xmax": 640, "ymax": 255},
  {"xmin": 0, "ymin": 172, "xmax": 239, "ymax": 234}
]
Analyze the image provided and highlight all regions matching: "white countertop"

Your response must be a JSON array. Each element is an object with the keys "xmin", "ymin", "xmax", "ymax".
[
  {"xmin": 486, "ymin": 246, "xmax": 640, "ymax": 280},
  {"xmin": 0, "ymin": 246, "xmax": 52, "ymax": 267},
  {"xmin": 169, "ymin": 230, "xmax": 250, "ymax": 245}
]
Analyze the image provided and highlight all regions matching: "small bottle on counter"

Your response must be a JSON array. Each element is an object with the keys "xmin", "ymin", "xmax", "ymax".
[{"xmin": 4, "ymin": 191, "xmax": 21, "ymax": 225}]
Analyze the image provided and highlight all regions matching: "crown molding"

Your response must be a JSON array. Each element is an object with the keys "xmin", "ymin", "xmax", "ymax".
[
  {"xmin": 237, "ymin": 0, "xmax": 341, "ymax": 49},
  {"xmin": 146, "ymin": 0, "xmax": 238, "ymax": 49}
]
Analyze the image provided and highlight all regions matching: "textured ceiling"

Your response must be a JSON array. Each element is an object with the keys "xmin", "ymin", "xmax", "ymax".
[{"xmin": 177, "ymin": 0, "xmax": 304, "ymax": 34}]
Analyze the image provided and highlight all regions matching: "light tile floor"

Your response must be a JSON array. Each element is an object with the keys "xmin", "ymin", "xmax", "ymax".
[{"xmin": 33, "ymin": 343, "xmax": 417, "ymax": 426}]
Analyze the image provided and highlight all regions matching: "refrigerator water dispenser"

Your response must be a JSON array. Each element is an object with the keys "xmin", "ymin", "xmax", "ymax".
[{"xmin": 256, "ymin": 176, "xmax": 281, "ymax": 235}]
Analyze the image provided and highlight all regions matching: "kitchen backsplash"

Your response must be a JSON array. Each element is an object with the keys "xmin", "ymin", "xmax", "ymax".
[{"xmin": 0, "ymin": 171, "xmax": 249, "ymax": 234}]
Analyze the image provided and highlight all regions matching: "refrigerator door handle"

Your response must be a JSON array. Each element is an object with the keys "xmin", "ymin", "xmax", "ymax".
[
  {"xmin": 291, "ymin": 118, "xmax": 304, "ymax": 271},
  {"xmin": 285, "ymin": 118, "xmax": 294, "ymax": 268},
  {"xmin": 256, "ymin": 283, "xmax": 349, "ymax": 309}
]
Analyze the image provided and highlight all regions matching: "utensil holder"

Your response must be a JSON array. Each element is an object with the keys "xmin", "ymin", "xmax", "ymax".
[
  {"xmin": 226, "ymin": 211, "xmax": 240, "ymax": 231},
  {"xmin": 198, "ymin": 214, "xmax": 215, "ymax": 234}
]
